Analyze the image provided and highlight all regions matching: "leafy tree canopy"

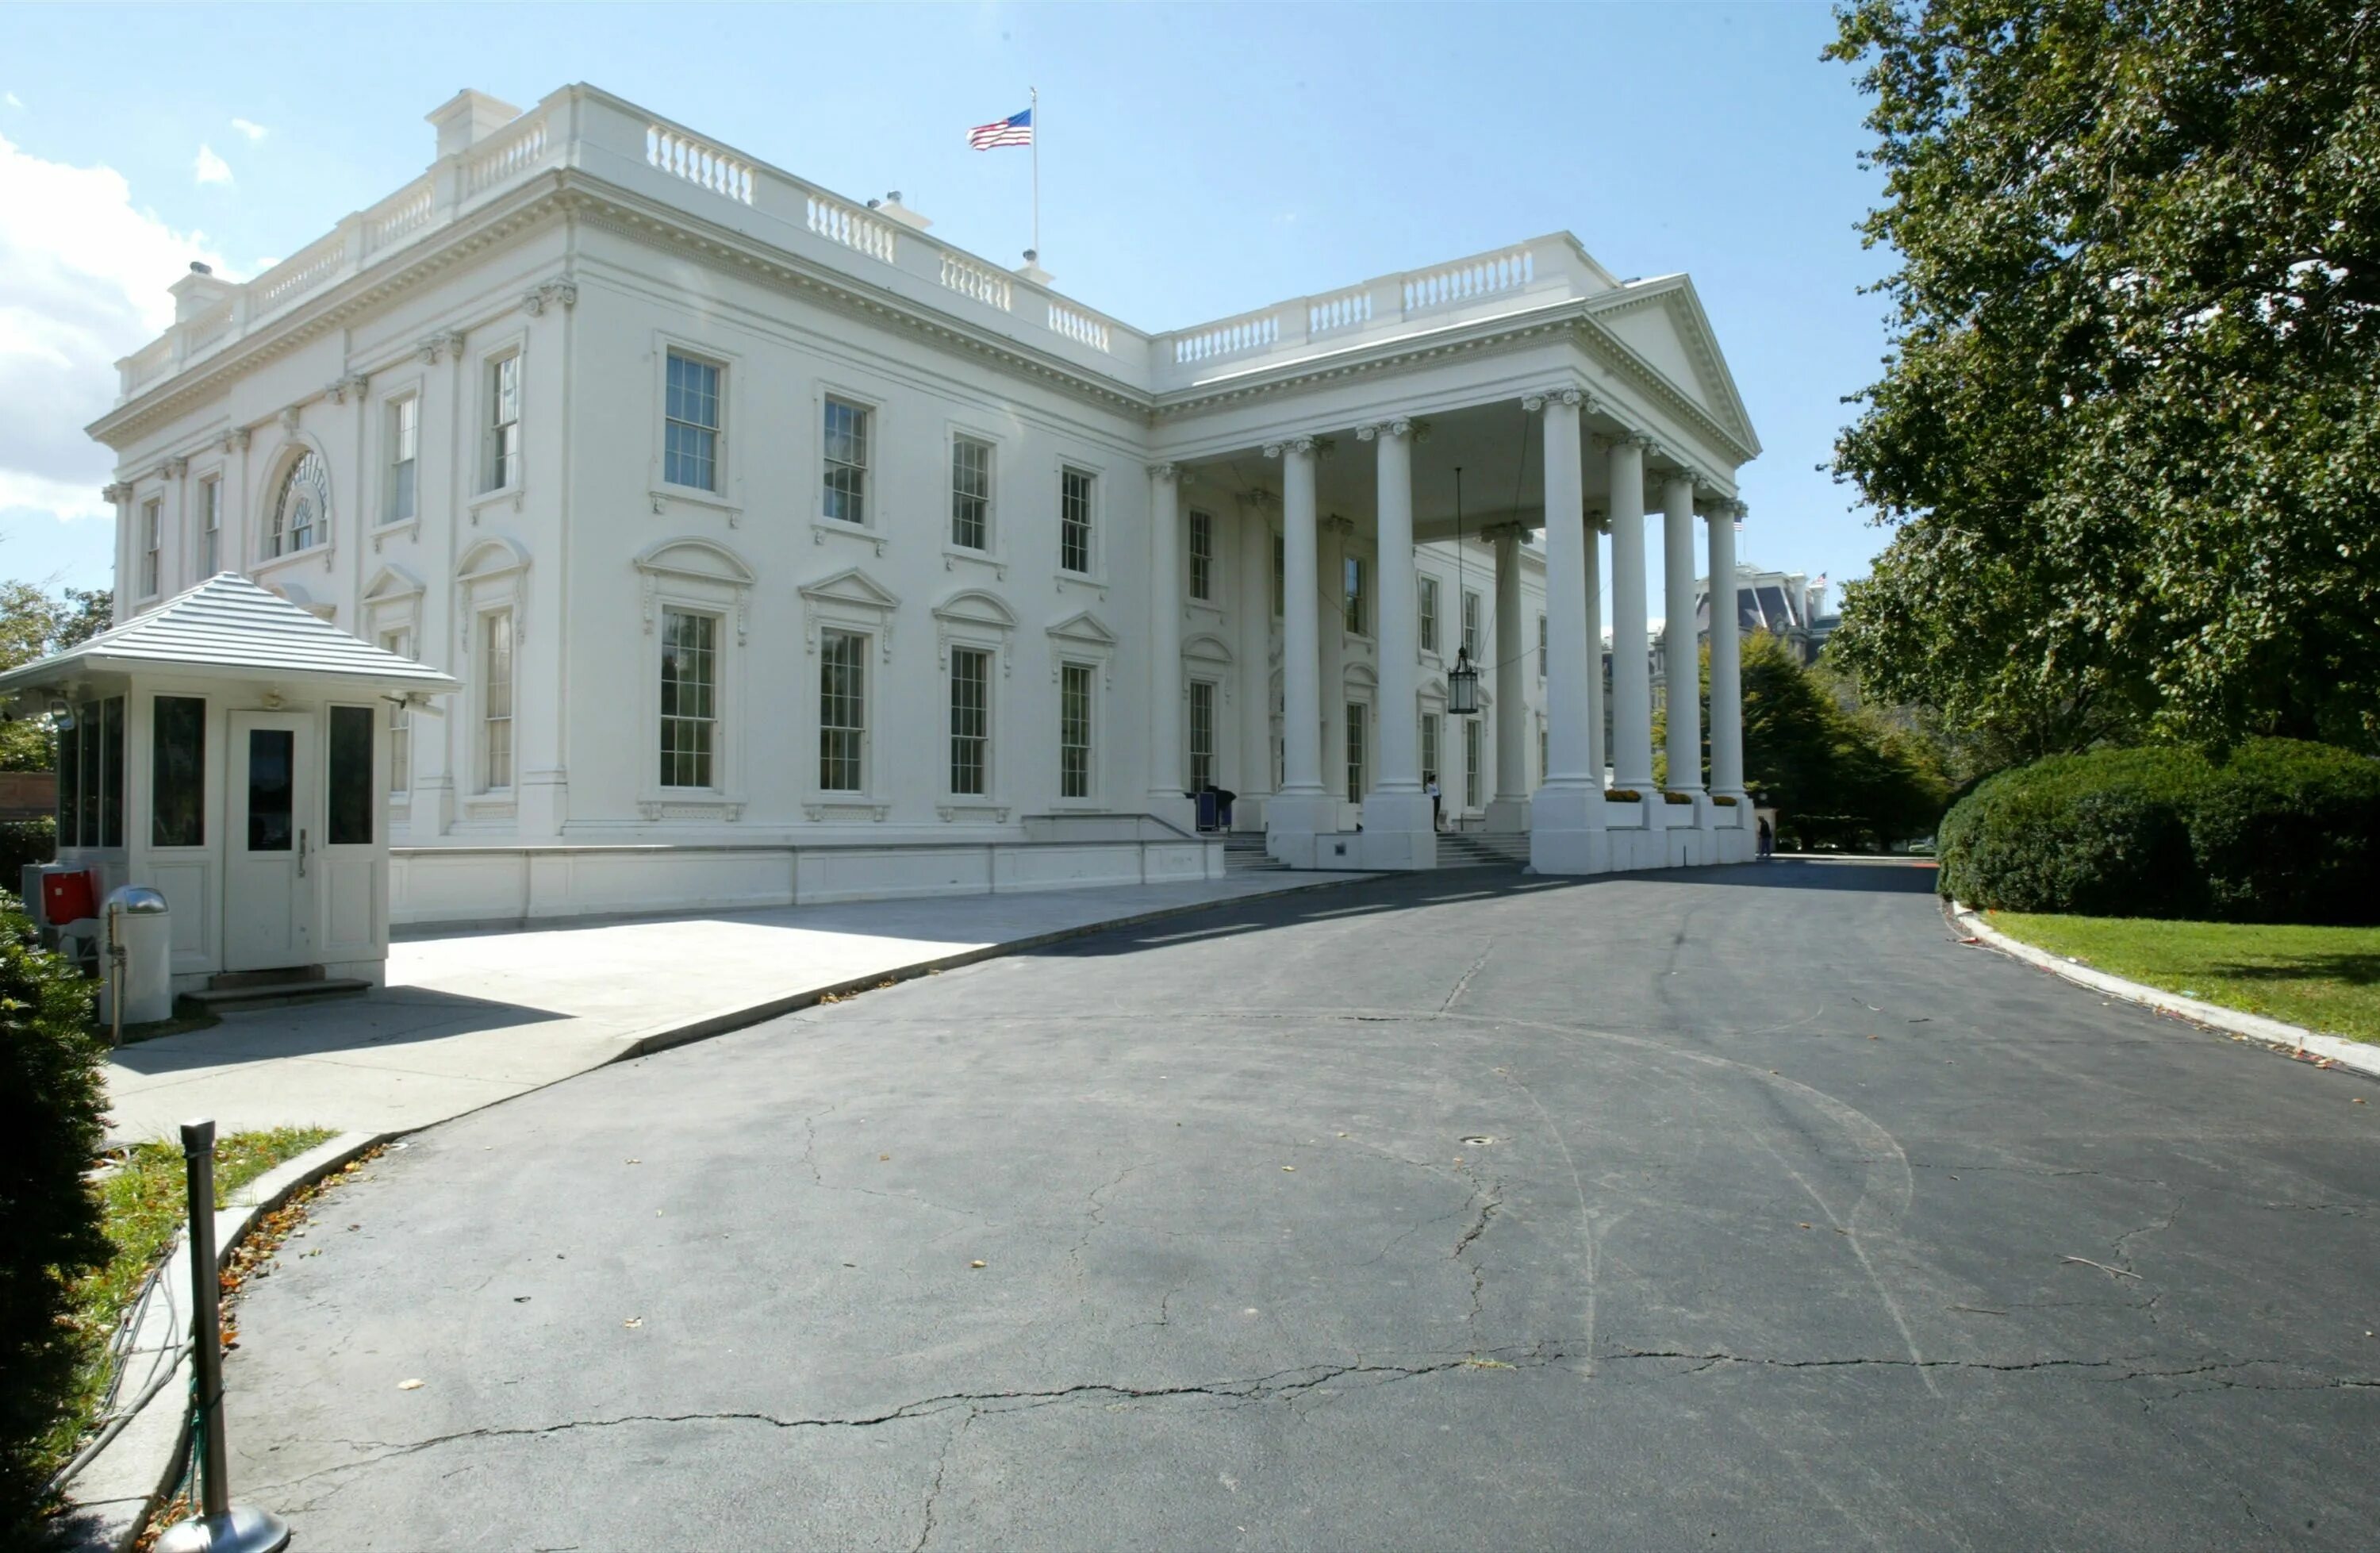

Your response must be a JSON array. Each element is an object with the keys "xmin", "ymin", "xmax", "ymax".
[
  {"xmin": 1825, "ymin": 0, "xmax": 2380, "ymax": 759},
  {"xmin": 0, "ymin": 584, "xmax": 111, "ymax": 772}
]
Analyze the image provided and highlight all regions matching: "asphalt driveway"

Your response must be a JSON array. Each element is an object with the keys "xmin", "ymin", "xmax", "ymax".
[{"xmin": 222, "ymin": 861, "xmax": 2379, "ymax": 1550}]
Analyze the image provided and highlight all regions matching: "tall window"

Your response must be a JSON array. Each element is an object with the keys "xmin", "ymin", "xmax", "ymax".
[
  {"xmin": 659, "ymin": 609, "xmax": 717, "ymax": 789},
  {"xmin": 664, "ymin": 353, "xmax": 721, "ymax": 492},
  {"xmin": 1059, "ymin": 662, "xmax": 1092, "ymax": 798},
  {"xmin": 823, "ymin": 398, "xmax": 869, "ymax": 525},
  {"xmin": 328, "ymin": 705, "xmax": 374, "ymax": 847},
  {"xmin": 1342, "ymin": 555, "xmax": 1366, "ymax": 635},
  {"xmin": 1418, "ymin": 577, "xmax": 1439, "ymax": 654},
  {"xmin": 1188, "ymin": 511, "xmax": 1214, "ymax": 601},
  {"xmin": 1538, "ymin": 613, "xmax": 1549, "ymax": 677},
  {"xmin": 1188, "ymin": 679, "xmax": 1215, "ymax": 790},
  {"xmin": 200, "ymin": 478, "xmax": 221, "ymax": 575},
  {"xmin": 387, "ymin": 396, "xmax": 419, "ymax": 522},
  {"xmin": 1464, "ymin": 717, "xmax": 1482, "ymax": 809},
  {"xmin": 482, "ymin": 610, "xmax": 513, "ymax": 790},
  {"xmin": 486, "ymin": 354, "xmax": 521, "ymax": 491},
  {"xmin": 1461, "ymin": 590, "xmax": 1481, "ymax": 658},
  {"xmin": 950, "ymin": 647, "xmax": 989, "ymax": 795},
  {"xmin": 381, "ymin": 629, "xmax": 413, "ymax": 795},
  {"xmin": 1273, "ymin": 533, "xmax": 1284, "ymax": 616},
  {"xmin": 268, "ymin": 451, "xmax": 328, "ymax": 559},
  {"xmin": 57, "ymin": 698, "xmax": 125, "ymax": 849},
  {"xmin": 1345, "ymin": 702, "xmax": 1367, "ymax": 800},
  {"xmin": 819, "ymin": 629, "xmax": 866, "ymax": 790},
  {"xmin": 1539, "ymin": 719, "xmax": 1549, "ymax": 786},
  {"xmin": 951, "ymin": 436, "xmax": 992, "ymax": 550},
  {"xmin": 1420, "ymin": 711, "xmax": 1440, "ymax": 790},
  {"xmin": 1059, "ymin": 467, "xmax": 1094, "ymax": 574},
  {"xmin": 152, "ymin": 696, "xmax": 205, "ymax": 848},
  {"xmin": 140, "ymin": 499, "xmax": 161, "ymax": 597}
]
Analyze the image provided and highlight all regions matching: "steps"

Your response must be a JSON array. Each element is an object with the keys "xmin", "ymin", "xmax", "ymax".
[
  {"xmin": 1436, "ymin": 831, "xmax": 1531, "ymax": 870},
  {"xmin": 1219, "ymin": 833, "xmax": 1292, "ymax": 874},
  {"xmin": 187, "ymin": 967, "xmax": 372, "ymax": 1014}
]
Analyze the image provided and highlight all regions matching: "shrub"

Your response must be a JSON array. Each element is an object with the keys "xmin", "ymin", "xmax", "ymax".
[
  {"xmin": 1713, "ymin": 794, "xmax": 1740, "ymax": 807},
  {"xmin": 1937, "ymin": 740, "xmax": 2380, "ymax": 923},
  {"xmin": 0, "ymin": 892, "xmax": 105, "ymax": 1542},
  {"xmin": 1661, "ymin": 791, "xmax": 1695, "ymax": 805},
  {"xmin": 1606, "ymin": 789, "xmax": 1644, "ymax": 803},
  {"xmin": 0, "ymin": 819, "xmax": 53, "ymax": 885}
]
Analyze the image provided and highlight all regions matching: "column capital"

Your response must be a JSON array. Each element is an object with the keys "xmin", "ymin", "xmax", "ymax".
[
  {"xmin": 221, "ymin": 427, "xmax": 250, "ymax": 453},
  {"xmin": 327, "ymin": 371, "xmax": 370, "ymax": 406},
  {"xmin": 1237, "ymin": 487, "xmax": 1280, "ymax": 514},
  {"xmin": 1480, "ymin": 520, "xmax": 1532, "ymax": 543},
  {"xmin": 1583, "ymin": 502, "xmax": 1610, "ymax": 532},
  {"xmin": 162, "ymin": 457, "xmax": 189, "ymax": 480},
  {"xmin": 1146, "ymin": 462, "xmax": 1181, "ymax": 484},
  {"xmin": 102, "ymin": 482, "xmax": 132, "ymax": 505},
  {"xmin": 1354, "ymin": 417, "xmax": 1415, "ymax": 442},
  {"xmin": 1321, "ymin": 513, "xmax": 1356, "ymax": 536},
  {"xmin": 1262, "ymin": 436, "xmax": 1317, "ymax": 459},
  {"xmin": 1522, "ymin": 387, "xmax": 1586, "ymax": 414},
  {"xmin": 1595, "ymin": 429, "xmax": 1655, "ymax": 455}
]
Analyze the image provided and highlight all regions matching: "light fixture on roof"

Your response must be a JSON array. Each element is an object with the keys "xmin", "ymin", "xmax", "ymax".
[{"xmin": 1447, "ymin": 465, "xmax": 1480, "ymax": 717}]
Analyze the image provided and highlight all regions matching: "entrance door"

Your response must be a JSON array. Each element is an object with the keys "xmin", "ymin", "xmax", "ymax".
[{"xmin": 225, "ymin": 712, "xmax": 315, "ymax": 971}]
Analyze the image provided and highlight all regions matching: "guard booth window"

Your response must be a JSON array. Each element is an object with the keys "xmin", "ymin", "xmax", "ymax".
[
  {"xmin": 328, "ymin": 705, "xmax": 374, "ymax": 845},
  {"xmin": 56, "ymin": 696, "xmax": 126, "ymax": 848}
]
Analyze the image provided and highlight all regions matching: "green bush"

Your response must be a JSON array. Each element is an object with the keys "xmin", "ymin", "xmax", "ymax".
[
  {"xmin": 1937, "ymin": 740, "xmax": 2380, "ymax": 923},
  {"xmin": 0, "ymin": 819, "xmax": 53, "ymax": 884},
  {"xmin": 0, "ymin": 891, "xmax": 105, "ymax": 1542}
]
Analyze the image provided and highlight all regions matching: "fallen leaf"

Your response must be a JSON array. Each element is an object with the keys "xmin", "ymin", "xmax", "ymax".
[
  {"xmin": 626, "ymin": 1159, "xmax": 642, "ymax": 1165},
  {"xmin": 1796, "ymin": 1223, "xmax": 1813, "ymax": 1229},
  {"xmin": 879, "ymin": 1154, "xmax": 891, "ymax": 1162},
  {"xmin": 398, "ymin": 1378, "xmax": 424, "ymax": 1390},
  {"xmin": 969, "ymin": 1260, "xmax": 986, "ymax": 1269},
  {"xmin": 624, "ymin": 1317, "xmax": 643, "ymax": 1328},
  {"xmin": 1281, "ymin": 1166, "xmax": 1296, "ymax": 1172}
]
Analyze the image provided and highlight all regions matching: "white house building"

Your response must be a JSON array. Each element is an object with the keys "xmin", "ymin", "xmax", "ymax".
[{"xmin": 86, "ymin": 84, "xmax": 1760, "ymax": 927}]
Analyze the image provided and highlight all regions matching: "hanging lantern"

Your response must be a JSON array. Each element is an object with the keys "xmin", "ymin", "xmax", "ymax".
[{"xmin": 1448, "ymin": 646, "xmax": 1480, "ymax": 716}]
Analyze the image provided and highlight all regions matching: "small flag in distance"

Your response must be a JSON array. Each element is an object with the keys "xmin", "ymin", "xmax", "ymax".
[{"xmin": 969, "ymin": 109, "xmax": 1034, "ymax": 150}]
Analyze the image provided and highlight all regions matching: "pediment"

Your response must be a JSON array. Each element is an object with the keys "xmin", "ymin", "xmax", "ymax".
[
  {"xmin": 1046, "ymin": 609, "xmax": 1118, "ymax": 648},
  {"xmin": 362, "ymin": 562, "xmax": 425, "ymax": 603},
  {"xmin": 798, "ymin": 566, "xmax": 900, "ymax": 612},
  {"xmin": 1587, "ymin": 277, "xmax": 1760, "ymax": 456},
  {"xmin": 456, "ymin": 534, "xmax": 530, "ymax": 582},
  {"xmin": 932, "ymin": 588, "xmax": 1018, "ymax": 630},
  {"xmin": 1345, "ymin": 662, "xmax": 1378, "ymax": 690},
  {"xmin": 1183, "ymin": 632, "xmax": 1234, "ymax": 664},
  {"xmin": 636, "ymin": 536, "xmax": 755, "ymax": 586}
]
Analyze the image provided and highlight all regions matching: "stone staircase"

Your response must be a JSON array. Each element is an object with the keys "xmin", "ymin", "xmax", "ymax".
[
  {"xmin": 1435, "ymin": 830, "xmax": 1532, "ymax": 870},
  {"xmin": 1219, "ymin": 833, "xmax": 1293, "ymax": 875}
]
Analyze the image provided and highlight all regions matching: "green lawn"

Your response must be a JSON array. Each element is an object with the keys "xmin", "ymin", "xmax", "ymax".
[
  {"xmin": 41, "ymin": 1127, "xmax": 336, "ymax": 1488},
  {"xmin": 1988, "ymin": 913, "xmax": 2380, "ymax": 1044}
]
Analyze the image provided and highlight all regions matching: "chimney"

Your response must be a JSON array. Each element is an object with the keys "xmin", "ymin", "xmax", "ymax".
[
  {"xmin": 169, "ymin": 259, "xmax": 234, "ymax": 323},
  {"xmin": 1015, "ymin": 248, "xmax": 1054, "ymax": 286},
  {"xmin": 426, "ymin": 89, "xmax": 523, "ymax": 160},
  {"xmin": 871, "ymin": 191, "xmax": 931, "ymax": 231}
]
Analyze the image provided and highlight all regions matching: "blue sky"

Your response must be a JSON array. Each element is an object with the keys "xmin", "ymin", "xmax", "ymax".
[{"xmin": 0, "ymin": 1, "xmax": 1890, "ymax": 601}]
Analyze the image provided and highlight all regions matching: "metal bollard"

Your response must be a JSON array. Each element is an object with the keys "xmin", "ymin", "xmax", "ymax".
[{"xmin": 155, "ymin": 1121, "xmax": 290, "ymax": 1553}]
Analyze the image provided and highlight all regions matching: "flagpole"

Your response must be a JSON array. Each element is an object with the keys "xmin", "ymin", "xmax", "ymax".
[{"xmin": 1030, "ymin": 85, "xmax": 1040, "ymax": 262}]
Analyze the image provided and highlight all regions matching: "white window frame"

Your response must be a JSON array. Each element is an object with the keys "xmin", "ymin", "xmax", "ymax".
[
  {"xmin": 1342, "ymin": 553, "xmax": 1368, "ymax": 637},
  {"xmin": 816, "ymin": 628, "xmax": 870, "ymax": 796},
  {"xmin": 454, "ymin": 536, "xmax": 529, "ymax": 817},
  {"xmin": 1345, "ymin": 698, "xmax": 1368, "ymax": 801},
  {"xmin": 1188, "ymin": 509, "xmax": 1215, "ymax": 602},
  {"xmin": 1462, "ymin": 589, "xmax": 1482, "ymax": 659},
  {"xmin": 933, "ymin": 588, "xmax": 1018, "ymax": 817},
  {"xmin": 657, "ymin": 606, "xmax": 723, "ymax": 791},
  {"xmin": 1046, "ymin": 611, "xmax": 1117, "ymax": 806},
  {"xmin": 196, "ymin": 471, "xmax": 223, "ymax": 579},
  {"xmin": 140, "ymin": 498, "xmax": 162, "ymax": 598},
  {"xmin": 819, "ymin": 390, "xmax": 876, "ymax": 530},
  {"xmin": 479, "ymin": 344, "xmax": 524, "ymax": 497},
  {"xmin": 948, "ymin": 429, "xmax": 998, "ymax": 557},
  {"xmin": 633, "ymin": 537, "xmax": 754, "ymax": 819},
  {"xmin": 948, "ymin": 644, "xmax": 993, "ymax": 800},
  {"xmin": 1464, "ymin": 716, "xmax": 1483, "ymax": 810},
  {"xmin": 1539, "ymin": 613, "xmax": 1549, "ymax": 678},
  {"xmin": 478, "ymin": 607, "xmax": 516, "ymax": 794},
  {"xmin": 1188, "ymin": 677, "xmax": 1218, "ymax": 791},
  {"xmin": 799, "ymin": 566, "xmax": 900, "ymax": 817},
  {"xmin": 1058, "ymin": 660, "xmax": 1096, "ymax": 801},
  {"xmin": 1420, "ymin": 709, "xmax": 1441, "ymax": 793},
  {"xmin": 382, "ymin": 388, "xmax": 422, "ymax": 528},
  {"xmin": 1055, "ymin": 457, "xmax": 1103, "ymax": 580},
  {"xmin": 1418, "ymin": 575, "xmax": 1440, "ymax": 655},
  {"xmin": 380, "ymin": 627, "xmax": 415, "ymax": 798},
  {"xmin": 661, "ymin": 348, "xmax": 727, "ymax": 497}
]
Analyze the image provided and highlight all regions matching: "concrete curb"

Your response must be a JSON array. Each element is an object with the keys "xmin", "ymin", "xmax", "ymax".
[
  {"xmin": 611, "ymin": 870, "xmax": 1380, "ymax": 1061},
  {"xmin": 1947, "ymin": 900, "xmax": 2380, "ymax": 1082},
  {"xmin": 58, "ymin": 1129, "xmax": 390, "ymax": 1553}
]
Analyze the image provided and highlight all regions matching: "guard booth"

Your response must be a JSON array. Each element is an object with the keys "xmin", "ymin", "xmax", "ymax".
[{"xmin": 0, "ymin": 575, "xmax": 458, "ymax": 990}]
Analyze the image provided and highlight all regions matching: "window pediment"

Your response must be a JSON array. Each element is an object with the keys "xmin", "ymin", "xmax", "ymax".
[
  {"xmin": 1045, "ymin": 609, "xmax": 1117, "ymax": 649},
  {"xmin": 800, "ymin": 566, "xmax": 898, "ymax": 660},
  {"xmin": 457, "ymin": 534, "xmax": 531, "ymax": 583},
  {"xmin": 1183, "ymin": 632, "xmax": 1234, "ymax": 667},
  {"xmin": 363, "ymin": 562, "xmax": 426, "ymax": 604},
  {"xmin": 637, "ymin": 536, "xmax": 754, "ymax": 643}
]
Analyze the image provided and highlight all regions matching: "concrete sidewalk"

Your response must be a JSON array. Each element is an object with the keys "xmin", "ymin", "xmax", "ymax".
[{"xmin": 104, "ymin": 874, "xmax": 1367, "ymax": 1141}]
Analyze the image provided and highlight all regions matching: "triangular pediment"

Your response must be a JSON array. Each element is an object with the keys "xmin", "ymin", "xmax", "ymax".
[
  {"xmin": 1046, "ymin": 609, "xmax": 1118, "ymax": 648},
  {"xmin": 798, "ymin": 566, "xmax": 900, "ymax": 611},
  {"xmin": 363, "ymin": 562, "xmax": 426, "ymax": 602},
  {"xmin": 1587, "ymin": 277, "xmax": 1760, "ymax": 456}
]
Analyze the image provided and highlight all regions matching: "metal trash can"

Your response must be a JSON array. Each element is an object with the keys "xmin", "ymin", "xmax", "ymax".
[{"xmin": 99, "ymin": 885, "xmax": 173, "ymax": 1028}]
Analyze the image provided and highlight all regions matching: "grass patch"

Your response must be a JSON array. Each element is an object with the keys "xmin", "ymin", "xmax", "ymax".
[
  {"xmin": 1988, "ymin": 913, "xmax": 2380, "ymax": 1044},
  {"xmin": 41, "ymin": 1127, "xmax": 336, "ymax": 1486}
]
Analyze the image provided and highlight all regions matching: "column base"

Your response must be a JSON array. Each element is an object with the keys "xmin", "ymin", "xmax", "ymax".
[
  {"xmin": 1349, "ymin": 790, "xmax": 1437, "ymax": 870},
  {"xmin": 1484, "ymin": 798, "xmax": 1533, "ymax": 834},
  {"xmin": 1264, "ymin": 791, "xmax": 1338, "ymax": 864},
  {"xmin": 1527, "ymin": 781, "xmax": 1608, "ymax": 876},
  {"xmin": 1145, "ymin": 793, "xmax": 1199, "ymax": 832}
]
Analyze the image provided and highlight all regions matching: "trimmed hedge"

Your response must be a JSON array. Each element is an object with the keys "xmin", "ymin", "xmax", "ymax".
[
  {"xmin": 0, "ymin": 819, "xmax": 53, "ymax": 885},
  {"xmin": 1937, "ymin": 740, "xmax": 2380, "ymax": 923},
  {"xmin": 0, "ymin": 890, "xmax": 104, "ymax": 1541}
]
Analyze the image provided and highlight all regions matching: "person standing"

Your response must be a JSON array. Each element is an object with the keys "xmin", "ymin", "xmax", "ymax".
[
  {"xmin": 1425, "ymin": 773, "xmax": 1442, "ymax": 832},
  {"xmin": 1757, "ymin": 817, "xmax": 1773, "ymax": 859}
]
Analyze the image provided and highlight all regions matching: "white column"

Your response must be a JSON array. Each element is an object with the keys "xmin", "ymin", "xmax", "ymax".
[
  {"xmin": 1660, "ymin": 470, "xmax": 1703, "ymax": 794},
  {"xmin": 1353, "ymin": 420, "xmax": 1436, "ymax": 866},
  {"xmin": 1234, "ymin": 494, "xmax": 1274, "ymax": 821},
  {"xmin": 1146, "ymin": 463, "xmax": 1186, "ymax": 812},
  {"xmin": 1319, "ymin": 517, "xmax": 1348, "ymax": 800},
  {"xmin": 1263, "ymin": 436, "xmax": 1332, "ymax": 853},
  {"xmin": 1606, "ymin": 434, "xmax": 1656, "ymax": 793},
  {"xmin": 1583, "ymin": 508, "xmax": 1606, "ymax": 786},
  {"xmin": 1707, "ymin": 499, "xmax": 1747, "ymax": 809},
  {"xmin": 1487, "ymin": 524, "xmax": 1530, "ymax": 831},
  {"xmin": 1526, "ymin": 388, "xmax": 1605, "ymax": 875}
]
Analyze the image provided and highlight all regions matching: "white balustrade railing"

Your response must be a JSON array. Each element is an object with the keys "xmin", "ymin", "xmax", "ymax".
[
  {"xmin": 466, "ymin": 116, "xmax": 551, "ymax": 196},
  {"xmin": 647, "ymin": 125, "xmax": 753, "ymax": 205},
  {"xmin": 121, "ymin": 340, "xmax": 175, "ymax": 396},
  {"xmin": 251, "ymin": 237, "xmax": 347, "ymax": 317},
  {"xmin": 1307, "ymin": 287, "xmax": 1372, "ymax": 336},
  {"xmin": 1403, "ymin": 246, "xmax": 1535, "ymax": 313},
  {"xmin": 185, "ymin": 302, "xmax": 237, "ymax": 355},
  {"xmin": 1171, "ymin": 309, "xmax": 1278, "ymax": 364},
  {"xmin": 939, "ymin": 252, "xmax": 1012, "ymax": 311},
  {"xmin": 806, "ymin": 194, "xmax": 896, "ymax": 263},
  {"xmin": 1046, "ymin": 301, "xmax": 1112, "ymax": 353},
  {"xmin": 365, "ymin": 178, "xmax": 436, "ymax": 253}
]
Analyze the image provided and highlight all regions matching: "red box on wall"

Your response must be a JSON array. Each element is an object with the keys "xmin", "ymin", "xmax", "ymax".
[{"xmin": 41, "ymin": 870, "xmax": 98, "ymax": 926}]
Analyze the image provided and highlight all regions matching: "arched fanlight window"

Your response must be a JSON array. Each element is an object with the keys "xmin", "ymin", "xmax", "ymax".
[{"xmin": 268, "ymin": 451, "xmax": 330, "ymax": 559}]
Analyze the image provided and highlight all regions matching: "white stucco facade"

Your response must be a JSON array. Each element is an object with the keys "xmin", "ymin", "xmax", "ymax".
[{"xmin": 89, "ymin": 84, "xmax": 1761, "ymax": 925}]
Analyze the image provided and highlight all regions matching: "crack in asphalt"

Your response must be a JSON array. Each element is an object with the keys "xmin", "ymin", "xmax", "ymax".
[{"xmin": 912, "ymin": 1406, "xmax": 974, "ymax": 1552}]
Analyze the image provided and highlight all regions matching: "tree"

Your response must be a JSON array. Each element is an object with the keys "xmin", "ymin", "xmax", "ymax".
[
  {"xmin": 0, "ymin": 584, "xmax": 112, "ymax": 771},
  {"xmin": 1826, "ymin": 0, "xmax": 2380, "ymax": 758}
]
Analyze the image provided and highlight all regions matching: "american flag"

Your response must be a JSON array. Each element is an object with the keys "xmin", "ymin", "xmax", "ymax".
[{"xmin": 969, "ymin": 108, "xmax": 1034, "ymax": 149}]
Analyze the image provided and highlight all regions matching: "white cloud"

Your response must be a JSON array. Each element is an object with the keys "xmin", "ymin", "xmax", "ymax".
[
  {"xmin": 0, "ymin": 131, "xmax": 228, "ymax": 536},
  {"xmin": 229, "ymin": 117, "xmax": 267, "ymax": 142},
  {"xmin": 194, "ymin": 143, "xmax": 232, "ymax": 186},
  {"xmin": 4, "ymin": 93, "xmax": 23, "ymax": 111}
]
